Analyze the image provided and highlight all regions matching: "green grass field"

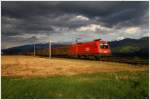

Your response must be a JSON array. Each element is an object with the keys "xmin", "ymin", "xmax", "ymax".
[{"xmin": 2, "ymin": 71, "xmax": 149, "ymax": 99}]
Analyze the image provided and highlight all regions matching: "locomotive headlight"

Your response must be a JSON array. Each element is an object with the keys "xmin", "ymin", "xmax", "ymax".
[{"xmin": 104, "ymin": 50, "xmax": 107, "ymax": 53}]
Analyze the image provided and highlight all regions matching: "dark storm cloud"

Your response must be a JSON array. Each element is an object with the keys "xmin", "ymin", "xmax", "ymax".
[
  {"xmin": 2, "ymin": 1, "xmax": 148, "ymax": 26},
  {"xmin": 1, "ymin": 1, "xmax": 149, "ymax": 49}
]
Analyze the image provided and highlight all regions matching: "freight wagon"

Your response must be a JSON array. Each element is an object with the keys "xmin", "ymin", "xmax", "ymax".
[{"xmin": 35, "ymin": 39, "xmax": 111, "ymax": 59}]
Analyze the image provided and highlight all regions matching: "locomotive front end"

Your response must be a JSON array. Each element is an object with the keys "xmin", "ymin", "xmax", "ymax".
[{"xmin": 99, "ymin": 41, "xmax": 111, "ymax": 55}]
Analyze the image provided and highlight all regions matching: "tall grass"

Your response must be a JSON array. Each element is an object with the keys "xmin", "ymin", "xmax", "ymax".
[{"xmin": 2, "ymin": 71, "xmax": 149, "ymax": 99}]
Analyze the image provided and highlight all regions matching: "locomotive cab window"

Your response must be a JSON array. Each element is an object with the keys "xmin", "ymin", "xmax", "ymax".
[{"xmin": 100, "ymin": 44, "xmax": 109, "ymax": 49}]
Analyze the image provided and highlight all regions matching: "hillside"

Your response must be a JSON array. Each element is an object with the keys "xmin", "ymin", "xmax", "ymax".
[
  {"xmin": 2, "ymin": 37, "xmax": 149, "ymax": 58},
  {"xmin": 2, "ymin": 43, "xmax": 70, "ymax": 55},
  {"xmin": 109, "ymin": 37, "xmax": 149, "ymax": 58}
]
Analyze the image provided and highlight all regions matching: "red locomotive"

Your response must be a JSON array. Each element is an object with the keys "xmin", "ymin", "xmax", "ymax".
[
  {"xmin": 35, "ymin": 39, "xmax": 111, "ymax": 59},
  {"xmin": 68, "ymin": 39, "xmax": 111, "ymax": 59}
]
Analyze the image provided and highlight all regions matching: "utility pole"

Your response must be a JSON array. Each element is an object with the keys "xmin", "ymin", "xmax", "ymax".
[
  {"xmin": 34, "ymin": 43, "xmax": 35, "ymax": 56},
  {"xmin": 49, "ymin": 36, "xmax": 51, "ymax": 59},
  {"xmin": 76, "ymin": 37, "xmax": 81, "ymax": 43},
  {"xmin": 34, "ymin": 37, "xmax": 36, "ymax": 56},
  {"xmin": 75, "ymin": 37, "xmax": 81, "ymax": 57}
]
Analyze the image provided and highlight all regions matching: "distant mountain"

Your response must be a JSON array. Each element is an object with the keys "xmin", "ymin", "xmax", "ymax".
[
  {"xmin": 2, "ymin": 37, "xmax": 149, "ymax": 58},
  {"xmin": 2, "ymin": 42, "xmax": 70, "ymax": 55},
  {"xmin": 109, "ymin": 37, "xmax": 149, "ymax": 58}
]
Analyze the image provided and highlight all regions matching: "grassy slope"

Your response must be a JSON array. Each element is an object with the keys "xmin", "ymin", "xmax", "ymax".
[
  {"xmin": 109, "ymin": 37, "xmax": 149, "ymax": 59},
  {"xmin": 2, "ymin": 71, "xmax": 149, "ymax": 99}
]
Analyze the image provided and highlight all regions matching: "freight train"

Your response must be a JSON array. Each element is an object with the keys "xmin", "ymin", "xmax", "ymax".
[{"xmin": 34, "ymin": 39, "xmax": 111, "ymax": 59}]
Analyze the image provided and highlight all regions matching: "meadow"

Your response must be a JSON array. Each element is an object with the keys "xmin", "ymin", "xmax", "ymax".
[{"xmin": 1, "ymin": 55, "xmax": 149, "ymax": 99}]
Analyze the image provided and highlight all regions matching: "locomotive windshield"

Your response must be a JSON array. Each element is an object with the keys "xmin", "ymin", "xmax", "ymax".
[{"xmin": 100, "ymin": 43, "xmax": 109, "ymax": 49}]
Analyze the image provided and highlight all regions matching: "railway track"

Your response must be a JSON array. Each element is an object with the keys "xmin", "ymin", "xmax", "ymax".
[
  {"xmin": 57, "ymin": 56, "xmax": 148, "ymax": 65},
  {"xmin": 11, "ymin": 54, "xmax": 149, "ymax": 65},
  {"xmin": 99, "ymin": 57, "xmax": 148, "ymax": 65}
]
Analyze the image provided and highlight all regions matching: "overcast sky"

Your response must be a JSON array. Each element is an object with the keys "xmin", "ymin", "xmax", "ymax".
[{"xmin": 2, "ymin": 1, "xmax": 149, "ymax": 49}]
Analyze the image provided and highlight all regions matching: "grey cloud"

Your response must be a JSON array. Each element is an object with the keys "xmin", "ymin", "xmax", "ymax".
[
  {"xmin": 1, "ymin": 1, "xmax": 149, "ymax": 49},
  {"xmin": 2, "ymin": 1, "xmax": 148, "ymax": 26}
]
